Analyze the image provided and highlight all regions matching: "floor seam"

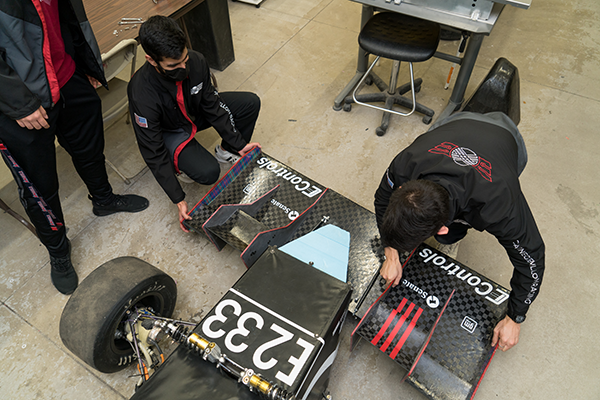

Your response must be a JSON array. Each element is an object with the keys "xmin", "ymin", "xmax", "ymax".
[{"xmin": 2, "ymin": 302, "xmax": 128, "ymax": 399}]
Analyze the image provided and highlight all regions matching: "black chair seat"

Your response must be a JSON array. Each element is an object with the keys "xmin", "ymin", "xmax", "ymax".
[{"xmin": 359, "ymin": 12, "xmax": 440, "ymax": 62}]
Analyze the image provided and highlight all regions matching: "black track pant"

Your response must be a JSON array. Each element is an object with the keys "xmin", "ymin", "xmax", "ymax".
[
  {"xmin": 178, "ymin": 91, "xmax": 260, "ymax": 185},
  {"xmin": 0, "ymin": 70, "xmax": 113, "ymax": 257}
]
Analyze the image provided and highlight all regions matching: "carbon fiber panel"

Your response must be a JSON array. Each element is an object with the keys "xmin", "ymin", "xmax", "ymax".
[
  {"xmin": 131, "ymin": 248, "xmax": 351, "ymax": 400},
  {"xmin": 353, "ymin": 251, "xmax": 455, "ymax": 369},
  {"xmin": 354, "ymin": 243, "xmax": 509, "ymax": 400},
  {"xmin": 184, "ymin": 150, "xmax": 510, "ymax": 400},
  {"xmin": 187, "ymin": 151, "xmax": 383, "ymax": 315}
]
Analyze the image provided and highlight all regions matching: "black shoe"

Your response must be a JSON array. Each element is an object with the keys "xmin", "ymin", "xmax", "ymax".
[
  {"xmin": 50, "ymin": 241, "xmax": 78, "ymax": 295},
  {"xmin": 90, "ymin": 194, "xmax": 149, "ymax": 216}
]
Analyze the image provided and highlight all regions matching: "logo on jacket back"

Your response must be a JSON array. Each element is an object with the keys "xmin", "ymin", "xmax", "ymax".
[{"xmin": 429, "ymin": 142, "xmax": 492, "ymax": 182}]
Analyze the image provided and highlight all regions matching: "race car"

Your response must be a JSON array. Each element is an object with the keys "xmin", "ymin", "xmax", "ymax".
[{"xmin": 59, "ymin": 57, "xmax": 520, "ymax": 400}]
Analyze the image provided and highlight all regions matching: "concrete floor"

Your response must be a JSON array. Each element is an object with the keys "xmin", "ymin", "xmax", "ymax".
[{"xmin": 1, "ymin": 0, "xmax": 599, "ymax": 398}]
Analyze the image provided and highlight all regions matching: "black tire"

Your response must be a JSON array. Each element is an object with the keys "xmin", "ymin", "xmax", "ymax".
[{"xmin": 59, "ymin": 257, "xmax": 177, "ymax": 373}]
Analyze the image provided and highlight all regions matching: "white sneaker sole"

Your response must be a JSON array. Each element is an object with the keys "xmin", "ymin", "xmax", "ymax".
[{"xmin": 215, "ymin": 145, "xmax": 240, "ymax": 164}]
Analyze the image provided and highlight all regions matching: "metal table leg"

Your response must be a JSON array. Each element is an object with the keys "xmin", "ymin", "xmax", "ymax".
[
  {"xmin": 435, "ymin": 32, "xmax": 485, "ymax": 122},
  {"xmin": 333, "ymin": 5, "xmax": 374, "ymax": 110}
]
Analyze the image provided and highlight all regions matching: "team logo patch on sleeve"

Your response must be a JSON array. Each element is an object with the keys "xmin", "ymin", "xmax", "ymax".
[
  {"xmin": 135, "ymin": 113, "xmax": 148, "ymax": 128},
  {"xmin": 191, "ymin": 82, "xmax": 203, "ymax": 95}
]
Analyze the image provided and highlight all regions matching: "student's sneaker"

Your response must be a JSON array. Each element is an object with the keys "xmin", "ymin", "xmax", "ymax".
[
  {"xmin": 176, "ymin": 171, "xmax": 194, "ymax": 184},
  {"xmin": 50, "ymin": 241, "xmax": 78, "ymax": 295},
  {"xmin": 215, "ymin": 145, "xmax": 241, "ymax": 164},
  {"xmin": 90, "ymin": 194, "xmax": 149, "ymax": 216}
]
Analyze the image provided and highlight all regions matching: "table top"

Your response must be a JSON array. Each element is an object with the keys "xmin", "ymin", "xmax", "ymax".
[
  {"xmin": 352, "ymin": 0, "xmax": 530, "ymax": 34},
  {"xmin": 493, "ymin": 0, "xmax": 531, "ymax": 9},
  {"xmin": 83, "ymin": 0, "xmax": 202, "ymax": 54}
]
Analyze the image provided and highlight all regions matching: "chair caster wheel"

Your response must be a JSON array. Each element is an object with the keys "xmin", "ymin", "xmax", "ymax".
[
  {"xmin": 365, "ymin": 76, "xmax": 373, "ymax": 86},
  {"xmin": 343, "ymin": 103, "xmax": 352, "ymax": 112},
  {"xmin": 422, "ymin": 115, "xmax": 433, "ymax": 124},
  {"xmin": 376, "ymin": 126, "xmax": 386, "ymax": 136}
]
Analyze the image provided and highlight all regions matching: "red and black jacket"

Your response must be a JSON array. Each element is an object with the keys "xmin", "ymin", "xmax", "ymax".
[
  {"xmin": 0, "ymin": 0, "xmax": 106, "ymax": 120},
  {"xmin": 375, "ymin": 118, "xmax": 545, "ymax": 319},
  {"xmin": 127, "ymin": 50, "xmax": 247, "ymax": 204}
]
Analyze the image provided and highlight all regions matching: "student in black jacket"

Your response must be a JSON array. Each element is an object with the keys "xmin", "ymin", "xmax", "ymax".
[
  {"xmin": 128, "ymin": 16, "xmax": 261, "ymax": 231},
  {"xmin": 375, "ymin": 112, "xmax": 545, "ymax": 352},
  {"xmin": 0, "ymin": 0, "xmax": 149, "ymax": 295}
]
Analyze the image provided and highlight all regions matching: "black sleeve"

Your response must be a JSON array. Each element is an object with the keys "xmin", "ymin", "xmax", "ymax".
[
  {"xmin": 488, "ymin": 193, "xmax": 545, "ymax": 319},
  {"xmin": 374, "ymin": 169, "xmax": 394, "ymax": 232},
  {"xmin": 190, "ymin": 53, "xmax": 246, "ymax": 151},
  {"xmin": 0, "ymin": 52, "xmax": 41, "ymax": 120},
  {"xmin": 128, "ymin": 82, "xmax": 186, "ymax": 204}
]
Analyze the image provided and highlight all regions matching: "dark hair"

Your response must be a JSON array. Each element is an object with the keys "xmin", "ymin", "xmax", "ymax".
[
  {"xmin": 139, "ymin": 16, "xmax": 187, "ymax": 62},
  {"xmin": 381, "ymin": 180, "xmax": 450, "ymax": 253}
]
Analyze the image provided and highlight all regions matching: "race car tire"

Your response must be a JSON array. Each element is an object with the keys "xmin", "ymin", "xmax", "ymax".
[{"xmin": 59, "ymin": 256, "xmax": 177, "ymax": 373}]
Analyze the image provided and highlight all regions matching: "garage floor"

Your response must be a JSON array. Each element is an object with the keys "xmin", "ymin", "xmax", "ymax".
[{"xmin": 1, "ymin": 0, "xmax": 599, "ymax": 399}]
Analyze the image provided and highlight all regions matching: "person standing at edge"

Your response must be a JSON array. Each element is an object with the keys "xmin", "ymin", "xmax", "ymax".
[
  {"xmin": 128, "ymin": 16, "xmax": 261, "ymax": 232},
  {"xmin": 375, "ymin": 112, "xmax": 545, "ymax": 352},
  {"xmin": 0, "ymin": 0, "xmax": 149, "ymax": 295}
]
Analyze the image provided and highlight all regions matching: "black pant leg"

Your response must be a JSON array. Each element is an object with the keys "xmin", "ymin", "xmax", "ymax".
[
  {"xmin": 177, "ymin": 139, "xmax": 221, "ymax": 185},
  {"xmin": 217, "ymin": 92, "xmax": 260, "ymax": 153},
  {"xmin": 0, "ymin": 109, "xmax": 69, "ymax": 257},
  {"xmin": 55, "ymin": 70, "xmax": 113, "ymax": 203}
]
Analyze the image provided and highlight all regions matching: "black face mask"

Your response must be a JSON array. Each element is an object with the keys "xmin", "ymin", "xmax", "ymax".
[{"xmin": 159, "ymin": 62, "xmax": 189, "ymax": 81}]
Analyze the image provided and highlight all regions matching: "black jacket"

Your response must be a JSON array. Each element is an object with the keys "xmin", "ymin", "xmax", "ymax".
[
  {"xmin": 0, "ymin": 0, "xmax": 106, "ymax": 120},
  {"xmin": 127, "ymin": 50, "xmax": 246, "ymax": 204},
  {"xmin": 375, "ymin": 118, "xmax": 545, "ymax": 318}
]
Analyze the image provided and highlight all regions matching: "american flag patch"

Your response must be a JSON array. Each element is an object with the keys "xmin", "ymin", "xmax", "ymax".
[{"xmin": 135, "ymin": 113, "xmax": 148, "ymax": 128}]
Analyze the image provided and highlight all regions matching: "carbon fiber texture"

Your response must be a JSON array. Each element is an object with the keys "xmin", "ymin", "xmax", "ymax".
[
  {"xmin": 355, "ymin": 243, "xmax": 509, "ymax": 400},
  {"xmin": 187, "ymin": 152, "xmax": 383, "ymax": 315},
  {"xmin": 354, "ymin": 247, "xmax": 455, "ymax": 369},
  {"xmin": 185, "ymin": 151, "xmax": 509, "ymax": 400}
]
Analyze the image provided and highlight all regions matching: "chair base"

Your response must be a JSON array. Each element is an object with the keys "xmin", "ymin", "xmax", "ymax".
[{"xmin": 343, "ymin": 73, "xmax": 435, "ymax": 136}]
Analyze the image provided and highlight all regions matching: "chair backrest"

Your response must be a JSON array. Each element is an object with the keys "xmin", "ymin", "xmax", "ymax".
[
  {"xmin": 97, "ymin": 39, "xmax": 138, "ymax": 125},
  {"xmin": 102, "ymin": 39, "xmax": 138, "ymax": 82},
  {"xmin": 461, "ymin": 57, "xmax": 521, "ymax": 125}
]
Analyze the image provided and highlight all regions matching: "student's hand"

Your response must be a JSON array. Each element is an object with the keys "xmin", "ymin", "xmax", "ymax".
[
  {"xmin": 239, "ymin": 142, "xmax": 261, "ymax": 156},
  {"xmin": 16, "ymin": 106, "xmax": 49, "ymax": 130},
  {"xmin": 87, "ymin": 75, "xmax": 102, "ymax": 89},
  {"xmin": 492, "ymin": 315, "xmax": 521, "ymax": 351},
  {"xmin": 177, "ymin": 200, "xmax": 192, "ymax": 232},
  {"xmin": 380, "ymin": 247, "xmax": 403, "ymax": 287}
]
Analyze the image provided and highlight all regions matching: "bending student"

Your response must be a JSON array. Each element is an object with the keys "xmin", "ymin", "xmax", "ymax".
[
  {"xmin": 375, "ymin": 112, "xmax": 545, "ymax": 352},
  {"xmin": 128, "ymin": 16, "xmax": 261, "ymax": 231}
]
